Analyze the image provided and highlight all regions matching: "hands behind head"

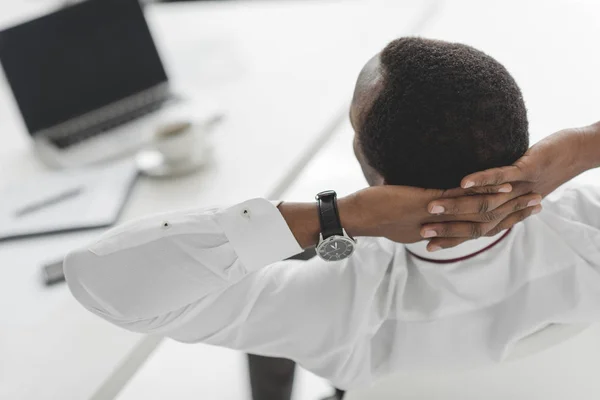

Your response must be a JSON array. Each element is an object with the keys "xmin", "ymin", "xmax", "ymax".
[
  {"xmin": 344, "ymin": 183, "xmax": 542, "ymax": 252},
  {"xmin": 420, "ymin": 183, "xmax": 542, "ymax": 251},
  {"xmin": 348, "ymin": 123, "xmax": 597, "ymax": 251}
]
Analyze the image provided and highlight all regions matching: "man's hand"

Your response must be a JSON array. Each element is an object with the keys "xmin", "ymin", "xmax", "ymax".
[
  {"xmin": 422, "ymin": 121, "xmax": 600, "ymax": 250},
  {"xmin": 340, "ymin": 184, "xmax": 541, "ymax": 251},
  {"xmin": 279, "ymin": 183, "xmax": 541, "ymax": 251},
  {"xmin": 461, "ymin": 122, "xmax": 600, "ymax": 196},
  {"xmin": 464, "ymin": 128, "xmax": 594, "ymax": 196}
]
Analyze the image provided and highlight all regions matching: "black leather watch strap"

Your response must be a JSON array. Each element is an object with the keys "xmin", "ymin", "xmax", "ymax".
[{"xmin": 315, "ymin": 190, "xmax": 343, "ymax": 239}]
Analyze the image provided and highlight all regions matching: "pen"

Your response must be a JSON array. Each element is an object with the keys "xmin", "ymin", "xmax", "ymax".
[{"xmin": 15, "ymin": 186, "xmax": 84, "ymax": 218}]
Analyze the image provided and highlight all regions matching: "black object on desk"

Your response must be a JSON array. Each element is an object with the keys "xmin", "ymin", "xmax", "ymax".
[{"xmin": 41, "ymin": 259, "xmax": 66, "ymax": 286}]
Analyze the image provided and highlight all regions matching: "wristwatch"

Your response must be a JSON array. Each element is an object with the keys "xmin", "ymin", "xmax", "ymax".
[{"xmin": 315, "ymin": 190, "xmax": 356, "ymax": 261}]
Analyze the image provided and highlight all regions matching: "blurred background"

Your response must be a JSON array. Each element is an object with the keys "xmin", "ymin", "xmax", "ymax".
[{"xmin": 1, "ymin": 0, "xmax": 600, "ymax": 399}]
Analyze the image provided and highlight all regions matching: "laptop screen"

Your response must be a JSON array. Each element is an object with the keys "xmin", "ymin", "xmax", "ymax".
[{"xmin": 0, "ymin": 0, "xmax": 168, "ymax": 135}]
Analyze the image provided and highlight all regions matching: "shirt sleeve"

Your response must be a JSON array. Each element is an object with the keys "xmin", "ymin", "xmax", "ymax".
[
  {"xmin": 540, "ymin": 183, "xmax": 600, "ymax": 266},
  {"xmin": 64, "ymin": 197, "xmax": 397, "ymax": 389},
  {"xmin": 163, "ymin": 249, "xmax": 397, "ymax": 389},
  {"xmin": 64, "ymin": 198, "xmax": 302, "ymax": 330},
  {"xmin": 543, "ymin": 184, "xmax": 600, "ymax": 229}
]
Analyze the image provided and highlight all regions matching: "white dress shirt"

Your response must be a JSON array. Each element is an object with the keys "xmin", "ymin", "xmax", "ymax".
[{"xmin": 64, "ymin": 184, "xmax": 600, "ymax": 389}]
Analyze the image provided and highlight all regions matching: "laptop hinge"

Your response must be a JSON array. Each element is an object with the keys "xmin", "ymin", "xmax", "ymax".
[{"xmin": 36, "ymin": 83, "xmax": 170, "ymax": 140}]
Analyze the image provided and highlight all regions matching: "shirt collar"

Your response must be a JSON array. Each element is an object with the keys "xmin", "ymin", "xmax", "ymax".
[{"xmin": 404, "ymin": 230, "xmax": 508, "ymax": 262}]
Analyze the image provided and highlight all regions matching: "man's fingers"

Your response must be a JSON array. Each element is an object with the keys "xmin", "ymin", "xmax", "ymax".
[
  {"xmin": 421, "ymin": 221, "xmax": 487, "ymax": 241},
  {"xmin": 421, "ymin": 193, "xmax": 542, "ymax": 238},
  {"xmin": 424, "ymin": 205, "xmax": 542, "ymax": 252},
  {"xmin": 429, "ymin": 189, "xmax": 527, "ymax": 216},
  {"xmin": 429, "ymin": 194, "xmax": 499, "ymax": 216},
  {"xmin": 426, "ymin": 238, "xmax": 469, "ymax": 252},
  {"xmin": 440, "ymin": 183, "xmax": 513, "ymax": 199},
  {"xmin": 485, "ymin": 205, "xmax": 543, "ymax": 236},
  {"xmin": 486, "ymin": 192, "xmax": 542, "ymax": 220},
  {"xmin": 461, "ymin": 165, "xmax": 524, "ymax": 188}
]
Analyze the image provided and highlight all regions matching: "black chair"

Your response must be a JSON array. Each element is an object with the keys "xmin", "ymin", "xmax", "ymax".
[{"xmin": 247, "ymin": 247, "xmax": 344, "ymax": 400}]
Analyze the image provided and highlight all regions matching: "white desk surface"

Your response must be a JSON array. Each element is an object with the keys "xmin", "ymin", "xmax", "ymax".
[
  {"xmin": 0, "ymin": 1, "xmax": 435, "ymax": 399},
  {"xmin": 116, "ymin": 1, "xmax": 600, "ymax": 400}
]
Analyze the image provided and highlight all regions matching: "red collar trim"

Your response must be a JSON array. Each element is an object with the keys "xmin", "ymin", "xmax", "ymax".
[{"xmin": 405, "ymin": 228, "xmax": 513, "ymax": 264}]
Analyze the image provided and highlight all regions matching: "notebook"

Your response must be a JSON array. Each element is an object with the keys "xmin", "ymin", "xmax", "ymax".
[{"xmin": 0, "ymin": 160, "xmax": 138, "ymax": 240}]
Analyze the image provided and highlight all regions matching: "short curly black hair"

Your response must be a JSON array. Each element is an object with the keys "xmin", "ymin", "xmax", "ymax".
[{"xmin": 358, "ymin": 37, "xmax": 529, "ymax": 189}]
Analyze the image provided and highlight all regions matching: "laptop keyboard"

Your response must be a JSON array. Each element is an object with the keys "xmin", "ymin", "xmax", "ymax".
[{"xmin": 49, "ymin": 99, "xmax": 168, "ymax": 149}]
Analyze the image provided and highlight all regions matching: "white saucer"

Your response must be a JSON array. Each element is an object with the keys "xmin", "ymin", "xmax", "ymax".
[{"xmin": 136, "ymin": 149, "xmax": 210, "ymax": 178}]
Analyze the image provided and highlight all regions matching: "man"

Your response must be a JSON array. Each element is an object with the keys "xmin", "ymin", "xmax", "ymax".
[{"xmin": 64, "ymin": 37, "xmax": 600, "ymax": 393}]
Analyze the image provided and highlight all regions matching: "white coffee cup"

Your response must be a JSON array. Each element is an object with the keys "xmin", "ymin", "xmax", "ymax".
[{"xmin": 154, "ymin": 120, "xmax": 206, "ymax": 165}]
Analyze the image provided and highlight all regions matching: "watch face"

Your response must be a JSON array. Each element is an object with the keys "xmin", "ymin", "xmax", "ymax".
[{"xmin": 317, "ymin": 236, "xmax": 355, "ymax": 261}]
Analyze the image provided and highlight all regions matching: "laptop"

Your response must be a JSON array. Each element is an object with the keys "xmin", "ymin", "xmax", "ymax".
[{"xmin": 0, "ymin": 0, "xmax": 179, "ymax": 168}]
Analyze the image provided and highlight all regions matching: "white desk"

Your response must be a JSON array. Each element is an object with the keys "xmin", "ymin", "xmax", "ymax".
[
  {"xmin": 0, "ymin": 1, "xmax": 436, "ymax": 399},
  {"xmin": 117, "ymin": 0, "xmax": 600, "ymax": 399}
]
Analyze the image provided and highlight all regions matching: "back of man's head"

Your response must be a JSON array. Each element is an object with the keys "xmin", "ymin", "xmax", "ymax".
[{"xmin": 358, "ymin": 37, "xmax": 529, "ymax": 189}]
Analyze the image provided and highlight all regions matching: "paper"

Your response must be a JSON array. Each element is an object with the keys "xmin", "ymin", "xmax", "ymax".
[{"xmin": 0, "ymin": 159, "xmax": 138, "ymax": 240}]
